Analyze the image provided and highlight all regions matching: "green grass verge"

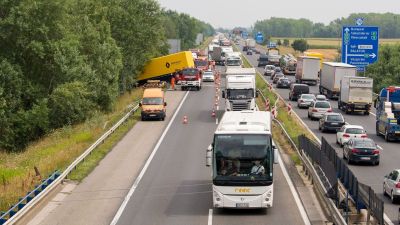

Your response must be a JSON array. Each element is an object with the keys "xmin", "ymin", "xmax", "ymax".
[{"xmin": 68, "ymin": 114, "xmax": 140, "ymax": 181}]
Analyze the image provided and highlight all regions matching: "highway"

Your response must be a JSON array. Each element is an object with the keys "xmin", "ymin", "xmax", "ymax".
[
  {"xmin": 240, "ymin": 42, "xmax": 400, "ymax": 223},
  {"xmin": 112, "ymin": 68, "xmax": 310, "ymax": 225}
]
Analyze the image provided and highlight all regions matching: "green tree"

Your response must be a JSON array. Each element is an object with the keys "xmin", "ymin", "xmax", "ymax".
[
  {"xmin": 291, "ymin": 39, "xmax": 309, "ymax": 52},
  {"xmin": 283, "ymin": 39, "xmax": 290, "ymax": 46}
]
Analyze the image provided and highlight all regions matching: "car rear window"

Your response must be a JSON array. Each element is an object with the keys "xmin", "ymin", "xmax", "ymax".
[
  {"xmin": 315, "ymin": 102, "xmax": 330, "ymax": 108},
  {"xmin": 204, "ymin": 72, "xmax": 213, "ymax": 76},
  {"xmin": 302, "ymin": 95, "xmax": 314, "ymax": 99},
  {"xmin": 354, "ymin": 140, "xmax": 375, "ymax": 148},
  {"xmin": 346, "ymin": 128, "xmax": 364, "ymax": 134},
  {"xmin": 293, "ymin": 85, "xmax": 309, "ymax": 93},
  {"xmin": 327, "ymin": 115, "xmax": 343, "ymax": 122}
]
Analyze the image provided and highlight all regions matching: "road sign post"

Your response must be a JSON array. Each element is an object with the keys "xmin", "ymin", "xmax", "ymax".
[{"xmin": 341, "ymin": 26, "xmax": 379, "ymax": 72}]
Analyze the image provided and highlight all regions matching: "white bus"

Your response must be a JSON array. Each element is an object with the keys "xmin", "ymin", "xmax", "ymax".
[{"xmin": 206, "ymin": 111, "xmax": 278, "ymax": 208}]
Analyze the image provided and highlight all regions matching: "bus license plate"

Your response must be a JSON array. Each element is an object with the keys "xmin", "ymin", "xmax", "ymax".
[{"xmin": 236, "ymin": 203, "xmax": 249, "ymax": 208}]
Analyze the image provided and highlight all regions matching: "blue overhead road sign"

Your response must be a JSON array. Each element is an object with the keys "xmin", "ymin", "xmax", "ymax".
[
  {"xmin": 341, "ymin": 26, "xmax": 379, "ymax": 72},
  {"xmin": 255, "ymin": 32, "xmax": 264, "ymax": 44}
]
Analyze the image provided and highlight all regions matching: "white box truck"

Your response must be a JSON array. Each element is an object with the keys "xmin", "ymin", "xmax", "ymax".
[
  {"xmin": 319, "ymin": 62, "xmax": 356, "ymax": 99},
  {"xmin": 339, "ymin": 76, "xmax": 373, "ymax": 115},
  {"xmin": 295, "ymin": 56, "xmax": 319, "ymax": 85},
  {"xmin": 222, "ymin": 68, "xmax": 257, "ymax": 111},
  {"xmin": 205, "ymin": 111, "xmax": 278, "ymax": 208}
]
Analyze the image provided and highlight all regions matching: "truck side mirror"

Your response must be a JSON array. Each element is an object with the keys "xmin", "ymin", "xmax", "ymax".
[
  {"xmin": 206, "ymin": 145, "xmax": 213, "ymax": 167},
  {"xmin": 139, "ymin": 102, "xmax": 142, "ymax": 107},
  {"xmin": 222, "ymin": 90, "xmax": 225, "ymax": 98},
  {"xmin": 273, "ymin": 145, "xmax": 279, "ymax": 164},
  {"xmin": 164, "ymin": 102, "xmax": 167, "ymax": 106}
]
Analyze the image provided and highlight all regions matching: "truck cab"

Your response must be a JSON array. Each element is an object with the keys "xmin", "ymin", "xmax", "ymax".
[
  {"xmin": 194, "ymin": 58, "xmax": 209, "ymax": 71},
  {"xmin": 375, "ymin": 86, "xmax": 400, "ymax": 141},
  {"xmin": 223, "ymin": 68, "xmax": 257, "ymax": 111},
  {"xmin": 139, "ymin": 82, "xmax": 167, "ymax": 121},
  {"xmin": 179, "ymin": 68, "xmax": 202, "ymax": 91}
]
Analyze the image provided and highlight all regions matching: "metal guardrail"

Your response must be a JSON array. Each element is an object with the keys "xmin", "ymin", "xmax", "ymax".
[
  {"xmin": 257, "ymin": 89, "xmax": 347, "ymax": 225},
  {"xmin": 1, "ymin": 104, "xmax": 140, "ymax": 225}
]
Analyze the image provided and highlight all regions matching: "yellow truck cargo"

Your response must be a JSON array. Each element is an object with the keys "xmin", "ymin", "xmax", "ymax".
[{"xmin": 137, "ymin": 51, "xmax": 195, "ymax": 82}]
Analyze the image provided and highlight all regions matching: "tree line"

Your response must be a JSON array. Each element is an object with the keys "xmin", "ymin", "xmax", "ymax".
[
  {"xmin": 0, "ymin": 0, "xmax": 214, "ymax": 151},
  {"xmin": 253, "ymin": 13, "xmax": 400, "ymax": 38}
]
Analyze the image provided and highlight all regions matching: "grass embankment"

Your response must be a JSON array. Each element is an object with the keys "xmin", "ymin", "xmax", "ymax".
[
  {"xmin": 240, "ymin": 51, "xmax": 316, "ymax": 165},
  {"xmin": 0, "ymin": 89, "xmax": 143, "ymax": 212}
]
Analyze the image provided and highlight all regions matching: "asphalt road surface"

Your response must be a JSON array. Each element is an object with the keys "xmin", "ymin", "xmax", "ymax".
[
  {"xmin": 113, "ymin": 69, "xmax": 308, "ymax": 225},
  {"xmin": 240, "ymin": 42, "xmax": 400, "ymax": 223}
]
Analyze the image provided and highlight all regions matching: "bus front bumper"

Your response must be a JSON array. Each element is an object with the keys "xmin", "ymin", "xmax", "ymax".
[{"xmin": 212, "ymin": 186, "xmax": 273, "ymax": 208}]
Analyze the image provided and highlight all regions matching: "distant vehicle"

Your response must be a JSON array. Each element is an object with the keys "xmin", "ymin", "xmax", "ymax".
[
  {"xmin": 307, "ymin": 101, "xmax": 332, "ymax": 120},
  {"xmin": 319, "ymin": 62, "xmax": 357, "ymax": 99},
  {"xmin": 343, "ymin": 138, "xmax": 380, "ymax": 165},
  {"xmin": 280, "ymin": 54, "xmax": 297, "ymax": 75},
  {"xmin": 375, "ymin": 86, "xmax": 400, "ymax": 142},
  {"xmin": 139, "ymin": 82, "xmax": 167, "ymax": 121},
  {"xmin": 297, "ymin": 94, "xmax": 316, "ymax": 108},
  {"xmin": 223, "ymin": 68, "xmax": 257, "ymax": 111},
  {"xmin": 339, "ymin": 76, "xmax": 373, "ymax": 115},
  {"xmin": 257, "ymin": 54, "xmax": 269, "ymax": 67},
  {"xmin": 383, "ymin": 169, "xmax": 400, "ymax": 203},
  {"xmin": 270, "ymin": 67, "xmax": 282, "ymax": 80},
  {"xmin": 246, "ymin": 50, "xmax": 253, "ymax": 55},
  {"xmin": 336, "ymin": 125, "xmax": 367, "ymax": 147},
  {"xmin": 319, "ymin": 112, "xmax": 345, "ymax": 132},
  {"xmin": 295, "ymin": 56, "xmax": 319, "ymax": 85},
  {"xmin": 264, "ymin": 65, "xmax": 275, "ymax": 76},
  {"xmin": 203, "ymin": 70, "xmax": 215, "ymax": 82},
  {"xmin": 254, "ymin": 48, "xmax": 261, "ymax": 54},
  {"xmin": 276, "ymin": 77, "xmax": 291, "ymax": 89},
  {"xmin": 267, "ymin": 47, "xmax": 280, "ymax": 66},
  {"xmin": 273, "ymin": 74, "xmax": 285, "ymax": 84},
  {"xmin": 316, "ymin": 94, "xmax": 327, "ymax": 101},
  {"xmin": 289, "ymin": 84, "xmax": 310, "ymax": 101}
]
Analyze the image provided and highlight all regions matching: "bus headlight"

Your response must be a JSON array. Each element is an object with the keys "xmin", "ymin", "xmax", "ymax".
[{"xmin": 213, "ymin": 190, "xmax": 222, "ymax": 202}]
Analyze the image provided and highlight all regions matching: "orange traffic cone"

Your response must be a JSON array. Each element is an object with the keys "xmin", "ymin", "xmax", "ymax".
[
  {"xmin": 211, "ymin": 109, "xmax": 216, "ymax": 117},
  {"xmin": 183, "ymin": 115, "xmax": 188, "ymax": 124}
]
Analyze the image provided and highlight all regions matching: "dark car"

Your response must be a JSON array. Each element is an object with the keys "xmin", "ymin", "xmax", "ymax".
[
  {"xmin": 343, "ymin": 138, "xmax": 380, "ymax": 165},
  {"xmin": 246, "ymin": 50, "xmax": 253, "ymax": 55},
  {"xmin": 273, "ymin": 74, "xmax": 285, "ymax": 84},
  {"xmin": 319, "ymin": 113, "xmax": 345, "ymax": 132},
  {"xmin": 270, "ymin": 67, "xmax": 282, "ymax": 80},
  {"xmin": 289, "ymin": 84, "xmax": 310, "ymax": 101},
  {"xmin": 257, "ymin": 54, "xmax": 269, "ymax": 67},
  {"xmin": 276, "ymin": 77, "xmax": 291, "ymax": 88},
  {"xmin": 242, "ymin": 46, "xmax": 248, "ymax": 51}
]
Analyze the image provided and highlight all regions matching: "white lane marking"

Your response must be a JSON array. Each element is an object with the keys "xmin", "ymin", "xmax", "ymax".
[
  {"xmin": 208, "ymin": 208, "xmax": 213, "ymax": 225},
  {"xmin": 216, "ymin": 117, "xmax": 218, "ymax": 125},
  {"xmin": 110, "ymin": 91, "xmax": 190, "ymax": 225},
  {"xmin": 370, "ymin": 112, "xmax": 376, "ymax": 117},
  {"xmin": 277, "ymin": 144, "xmax": 311, "ymax": 225}
]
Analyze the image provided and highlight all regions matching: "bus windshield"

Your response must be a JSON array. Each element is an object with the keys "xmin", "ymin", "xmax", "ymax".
[{"xmin": 213, "ymin": 134, "xmax": 273, "ymax": 186}]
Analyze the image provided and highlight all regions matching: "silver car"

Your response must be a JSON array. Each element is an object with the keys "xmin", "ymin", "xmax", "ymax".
[
  {"xmin": 264, "ymin": 65, "xmax": 275, "ymax": 76},
  {"xmin": 202, "ymin": 70, "xmax": 214, "ymax": 82},
  {"xmin": 383, "ymin": 169, "xmax": 400, "ymax": 203},
  {"xmin": 308, "ymin": 101, "xmax": 332, "ymax": 120},
  {"xmin": 297, "ymin": 94, "xmax": 316, "ymax": 108}
]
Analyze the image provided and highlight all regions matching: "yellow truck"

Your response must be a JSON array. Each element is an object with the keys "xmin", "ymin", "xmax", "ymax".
[{"xmin": 137, "ymin": 51, "xmax": 195, "ymax": 82}]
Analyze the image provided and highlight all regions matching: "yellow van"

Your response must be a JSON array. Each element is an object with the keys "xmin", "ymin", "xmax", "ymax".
[{"xmin": 139, "ymin": 88, "xmax": 167, "ymax": 121}]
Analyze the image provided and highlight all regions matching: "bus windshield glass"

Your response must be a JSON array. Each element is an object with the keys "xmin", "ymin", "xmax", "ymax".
[{"xmin": 213, "ymin": 134, "xmax": 273, "ymax": 186}]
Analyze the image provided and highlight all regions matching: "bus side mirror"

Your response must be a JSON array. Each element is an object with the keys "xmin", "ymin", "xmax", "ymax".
[
  {"xmin": 206, "ymin": 145, "xmax": 213, "ymax": 167},
  {"xmin": 222, "ymin": 91, "xmax": 225, "ymax": 99},
  {"xmin": 273, "ymin": 145, "xmax": 279, "ymax": 164},
  {"xmin": 164, "ymin": 102, "xmax": 167, "ymax": 106}
]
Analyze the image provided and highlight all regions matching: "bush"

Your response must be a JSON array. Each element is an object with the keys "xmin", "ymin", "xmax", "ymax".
[
  {"xmin": 291, "ymin": 39, "xmax": 309, "ymax": 52},
  {"xmin": 283, "ymin": 39, "xmax": 290, "ymax": 46},
  {"xmin": 49, "ymin": 82, "xmax": 95, "ymax": 128}
]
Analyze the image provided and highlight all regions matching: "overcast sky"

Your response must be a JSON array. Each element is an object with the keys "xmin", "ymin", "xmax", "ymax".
[{"xmin": 156, "ymin": 0, "xmax": 400, "ymax": 28}]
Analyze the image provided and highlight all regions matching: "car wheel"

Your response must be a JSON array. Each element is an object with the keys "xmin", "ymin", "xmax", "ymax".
[
  {"xmin": 336, "ymin": 138, "xmax": 339, "ymax": 145},
  {"xmin": 374, "ymin": 160, "xmax": 380, "ymax": 166},
  {"xmin": 318, "ymin": 124, "xmax": 321, "ymax": 130},
  {"xmin": 364, "ymin": 111, "xmax": 370, "ymax": 115},
  {"xmin": 342, "ymin": 149, "xmax": 346, "ymax": 159},
  {"xmin": 383, "ymin": 184, "xmax": 388, "ymax": 196},
  {"xmin": 340, "ymin": 139, "xmax": 343, "ymax": 147},
  {"xmin": 385, "ymin": 130, "xmax": 391, "ymax": 142},
  {"xmin": 376, "ymin": 126, "xmax": 382, "ymax": 136},
  {"xmin": 391, "ymin": 191, "xmax": 397, "ymax": 203},
  {"xmin": 321, "ymin": 125, "xmax": 326, "ymax": 133}
]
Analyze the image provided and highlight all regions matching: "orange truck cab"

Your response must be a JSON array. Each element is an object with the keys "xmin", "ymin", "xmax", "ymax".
[{"xmin": 139, "ymin": 86, "xmax": 167, "ymax": 121}]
